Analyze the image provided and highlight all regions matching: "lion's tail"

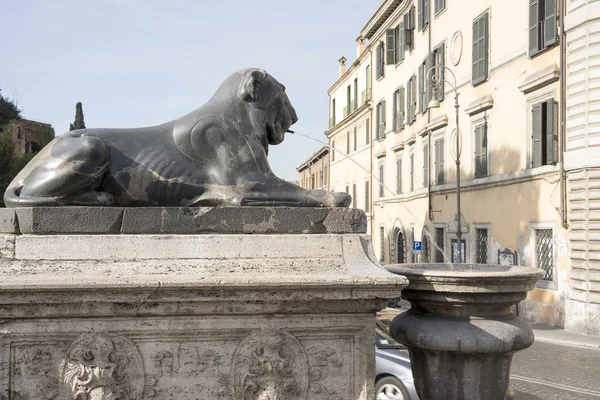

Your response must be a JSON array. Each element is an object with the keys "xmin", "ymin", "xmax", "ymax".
[{"xmin": 3, "ymin": 184, "xmax": 61, "ymax": 208}]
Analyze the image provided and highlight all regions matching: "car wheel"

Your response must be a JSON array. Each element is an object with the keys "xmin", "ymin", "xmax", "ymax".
[{"xmin": 375, "ymin": 376, "xmax": 409, "ymax": 400}]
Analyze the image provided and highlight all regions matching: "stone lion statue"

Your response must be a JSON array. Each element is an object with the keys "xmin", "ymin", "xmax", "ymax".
[{"xmin": 4, "ymin": 68, "xmax": 351, "ymax": 208}]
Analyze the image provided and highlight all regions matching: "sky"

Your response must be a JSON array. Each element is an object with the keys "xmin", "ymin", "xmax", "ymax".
[{"xmin": 1, "ymin": 0, "xmax": 377, "ymax": 181}]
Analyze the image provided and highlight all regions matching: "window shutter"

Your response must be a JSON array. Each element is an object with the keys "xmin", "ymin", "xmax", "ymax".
[
  {"xmin": 424, "ymin": 0, "xmax": 430, "ymax": 27},
  {"xmin": 399, "ymin": 86, "xmax": 405, "ymax": 129},
  {"xmin": 412, "ymin": 76, "xmax": 418, "ymax": 122},
  {"xmin": 366, "ymin": 118, "xmax": 370, "ymax": 144},
  {"xmin": 472, "ymin": 13, "xmax": 489, "ymax": 85},
  {"xmin": 532, "ymin": 103, "xmax": 543, "ymax": 168},
  {"xmin": 481, "ymin": 124, "xmax": 488, "ymax": 176},
  {"xmin": 376, "ymin": 104, "xmax": 381, "ymax": 140},
  {"xmin": 419, "ymin": 63, "xmax": 425, "ymax": 113},
  {"xmin": 331, "ymin": 140, "xmax": 335, "ymax": 162},
  {"xmin": 393, "ymin": 91, "xmax": 398, "ymax": 131},
  {"xmin": 398, "ymin": 22, "xmax": 405, "ymax": 61},
  {"xmin": 544, "ymin": 0, "xmax": 557, "ymax": 47},
  {"xmin": 423, "ymin": 145, "xmax": 429, "ymax": 187},
  {"xmin": 529, "ymin": 0, "xmax": 540, "ymax": 56},
  {"xmin": 482, "ymin": 13, "xmax": 489, "ymax": 81},
  {"xmin": 386, "ymin": 29, "xmax": 396, "ymax": 65},
  {"xmin": 354, "ymin": 127, "xmax": 357, "ymax": 151},
  {"xmin": 418, "ymin": 0, "xmax": 424, "ymax": 31},
  {"xmin": 426, "ymin": 53, "xmax": 434, "ymax": 107},
  {"xmin": 346, "ymin": 131, "xmax": 350, "ymax": 154},
  {"xmin": 435, "ymin": 140, "xmax": 440, "ymax": 183},
  {"xmin": 472, "ymin": 18, "xmax": 479, "ymax": 83},
  {"xmin": 440, "ymin": 140, "xmax": 445, "ymax": 183},
  {"xmin": 437, "ymin": 45, "xmax": 445, "ymax": 101},
  {"xmin": 475, "ymin": 126, "xmax": 482, "ymax": 178},
  {"xmin": 546, "ymin": 100, "xmax": 557, "ymax": 165},
  {"xmin": 382, "ymin": 100, "xmax": 387, "ymax": 138},
  {"xmin": 364, "ymin": 180, "xmax": 370, "ymax": 212}
]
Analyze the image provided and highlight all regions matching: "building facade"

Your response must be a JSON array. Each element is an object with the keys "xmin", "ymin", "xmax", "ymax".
[
  {"xmin": 323, "ymin": 0, "xmax": 600, "ymax": 333},
  {"xmin": 0, "ymin": 118, "xmax": 54, "ymax": 157},
  {"xmin": 296, "ymin": 146, "xmax": 330, "ymax": 191}
]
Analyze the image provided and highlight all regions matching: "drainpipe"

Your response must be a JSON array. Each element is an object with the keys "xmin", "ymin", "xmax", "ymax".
[
  {"xmin": 427, "ymin": 7, "xmax": 433, "ymax": 223},
  {"xmin": 559, "ymin": 0, "xmax": 568, "ymax": 229},
  {"xmin": 368, "ymin": 46, "xmax": 374, "ymax": 241}
]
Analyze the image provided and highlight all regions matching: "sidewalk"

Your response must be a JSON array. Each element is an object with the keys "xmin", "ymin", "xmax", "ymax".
[{"xmin": 530, "ymin": 323, "xmax": 600, "ymax": 350}]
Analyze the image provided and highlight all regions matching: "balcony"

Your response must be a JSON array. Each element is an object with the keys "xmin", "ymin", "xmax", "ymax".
[
  {"xmin": 362, "ymin": 88, "xmax": 372, "ymax": 104},
  {"xmin": 343, "ymin": 106, "xmax": 349, "ymax": 119},
  {"xmin": 351, "ymin": 99, "xmax": 358, "ymax": 113}
]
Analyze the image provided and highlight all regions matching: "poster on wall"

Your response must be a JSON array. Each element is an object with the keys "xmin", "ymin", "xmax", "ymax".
[{"xmin": 451, "ymin": 239, "xmax": 466, "ymax": 263}]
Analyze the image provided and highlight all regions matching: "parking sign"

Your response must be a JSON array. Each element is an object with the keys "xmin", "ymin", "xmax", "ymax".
[{"xmin": 413, "ymin": 241, "xmax": 422, "ymax": 253}]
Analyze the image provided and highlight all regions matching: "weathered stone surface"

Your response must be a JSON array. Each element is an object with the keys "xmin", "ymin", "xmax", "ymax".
[
  {"xmin": 387, "ymin": 263, "xmax": 542, "ymax": 400},
  {"xmin": 0, "ymin": 208, "xmax": 18, "ymax": 234},
  {"xmin": 2, "ymin": 206, "xmax": 367, "ymax": 234},
  {"xmin": 0, "ymin": 231, "xmax": 406, "ymax": 399},
  {"xmin": 15, "ymin": 206, "xmax": 123, "ymax": 234}
]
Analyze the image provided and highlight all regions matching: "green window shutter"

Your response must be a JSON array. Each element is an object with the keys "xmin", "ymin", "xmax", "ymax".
[
  {"xmin": 393, "ymin": 90, "xmax": 398, "ymax": 131},
  {"xmin": 529, "ymin": 0, "xmax": 540, "ymax": 56},
  {"xmin": 412, "ymin": 75, "xmax": 418, "ymax": 122},
  {"xmin": 424, "ymin": 0, "xmax": 430, "ymax": 27},
  {"xmin": 399, "ymin": 87, "xmax": 405, "ymax": 129},
  {"xmin": 423, "ymin": 145, "xmax": 429, "ymax": 187},
  {"xmin": 353, "ymin": 127, "xmax": 357, "ymax": 151},
  {"xmin": 406, "ymin": 78, "xmax": 412, "ymax": 122},
  {"xmin": 364, "ymin": 180, "xmax": 370, "ymax": 212},
  {"xmin": 482, "ymin": 13, "xmax": 489, "ymax": 81},
  {"xmin": 472, "ymin": 18, "xmax": 479, "ymax": 84},
  {"xmin": 440, "ymin": 139, "xmax": 445, "ymax": 183},
  {"xmin": 376, "ymin": 104, "xmax": 381, "ymax": 140},
  {"xmin": 437, "ymin": 45, "xmax": 445, "ymax": 101},
  {"xmin": 472, "ymin": 12, "xmax": 489, "ymax": 85},
  {"xmin": 481, "ymin": 124, "xmax": 488, "ymax": 176},
  {"xmin": 404, "ymin": 14, "xmax": 412, "ymax": 51},
  {"xmin": 475, "ymin": 126, "xmax": 482, "ymax": 178},
  {"xmin": 419, "ymin": 63, "xmax": 425, "ymax": 113},
  {"xmin": 347, "ymin": 131, "xmax": 351, "ymax": 154},
  {"xmin": 544, "ymin": 0, "xmax": 557, "ymax": 47},
  {"xmin": 546, "ymin": 99, "xmax": 557, "ymax": 165},
  {"xmin": 331, "ymin": 141, "xmax": 335, "ymax": 162},
  {"xmin": 386, "ymin": 29, "xmax": 396, "ymax": 65},
  {"xmin": 398, "ymin": 22, "xmax": 405, "ymax": 61},
  {"xmin": 435, "ymin": 140, "xmax": 440, "ymax": 183},
  {"xmin": 382, "ymin": 100, "xmax": 387, "ymax": 138},
  {"xmin": 418, "ymin": 0, "xmax": 424, "ymax": 31},
  {"xmin": 532, "ymin": 103, "xmax": 543, "ymax": 168},
  {"xmin": 426, "ymin": 53, "xmax": 434, "ymax": 108}
]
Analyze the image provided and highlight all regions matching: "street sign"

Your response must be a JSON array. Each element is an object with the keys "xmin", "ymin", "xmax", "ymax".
[{"xmin": 413, "ymin": 241, "xmax": 422, "ymax": 253}]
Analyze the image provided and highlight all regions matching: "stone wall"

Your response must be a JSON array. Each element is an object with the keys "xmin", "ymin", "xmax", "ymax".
[{"xmin": 0, "ymin": 118, "xmax": 54, "ymax": 157}]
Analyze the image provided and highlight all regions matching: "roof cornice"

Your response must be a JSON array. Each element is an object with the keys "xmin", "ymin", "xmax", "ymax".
[
  {"xmin": 296, "ymin": 145, "xmax": 329, "ymax": 172},
  {"xmin": 360, "ymin": 0, "xmax": 404, "ymax": 40},
  {"xmin": 327, "ymin": 46, "xmax": 373, "ymax": 95}
]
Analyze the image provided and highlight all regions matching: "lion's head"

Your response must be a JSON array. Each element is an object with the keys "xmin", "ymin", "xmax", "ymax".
[{"xmin": 237, "ymin": 68, "xmax": 298, "ymax": 145}]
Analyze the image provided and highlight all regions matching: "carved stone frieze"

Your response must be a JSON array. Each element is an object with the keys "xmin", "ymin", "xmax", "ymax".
[{"xmin": 231, "ymin": 330, "xmax": 309, "ymax": 400}]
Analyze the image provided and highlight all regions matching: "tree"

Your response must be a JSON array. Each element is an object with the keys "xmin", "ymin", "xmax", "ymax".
[
  {"xmin": 0, "ymin": 131, "xmax": 15, "ymax": 207},
  {"xmin": 0, "ymin": 87, "xmax": 21, "ymax": 124},
  {"xmin": 70, "ymin": 102, "xmax": 86, "ymax": 130}
]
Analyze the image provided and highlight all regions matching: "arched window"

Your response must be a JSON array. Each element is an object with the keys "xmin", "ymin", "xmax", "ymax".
[
  {"xmin": 25, "ymin": 141, "xmax": 42, "ymax": 154},
  {"xmin": 391, "ymin": 228, "xmax": 406, "ymax": 264}
]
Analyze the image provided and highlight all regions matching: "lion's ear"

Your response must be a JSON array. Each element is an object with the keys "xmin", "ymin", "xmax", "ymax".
[{"xmin": 238, "ymin": 69, "xmax": 269, "ymax": 103}]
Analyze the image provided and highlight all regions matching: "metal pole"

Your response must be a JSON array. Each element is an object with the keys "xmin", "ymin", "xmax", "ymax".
[{"xmin": 455, "ymin": 92, "xmax": 462, "ymax": 263}]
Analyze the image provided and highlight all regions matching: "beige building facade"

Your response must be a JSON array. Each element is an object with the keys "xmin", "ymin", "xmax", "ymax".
[
  {"xmin": 323, "ymin": 0, "xmax": 600, "ymax": 334},
  {"xmin": 296, "ymin": 146, "xmax": 330, "ymax": 191}
]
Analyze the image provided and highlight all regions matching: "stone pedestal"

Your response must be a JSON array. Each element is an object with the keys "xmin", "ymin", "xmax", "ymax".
[
  {"xmin": 0, "ymin": 207, "xmax": 407, "ymax": 400},
  {"xmin": 387, "ymin": 264, "xmax": 542, "ymax": 400}
]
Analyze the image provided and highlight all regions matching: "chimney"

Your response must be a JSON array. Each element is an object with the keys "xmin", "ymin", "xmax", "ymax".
[
  {"xmin": 338, "ymin": 56, "xmax": 347, "ymax": 78},
  {"xmin": 356, "ymin": 37, "xmax": 365, "ymax": 58}
]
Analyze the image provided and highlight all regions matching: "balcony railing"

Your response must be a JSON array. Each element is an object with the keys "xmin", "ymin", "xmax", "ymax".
[
  {"xmin": 362, "ymin": 88, "xmax": 372, "ymax": 104},
  {"xmin": 351, "ymin": 99, "xmax": 358, "ymax": 113}
]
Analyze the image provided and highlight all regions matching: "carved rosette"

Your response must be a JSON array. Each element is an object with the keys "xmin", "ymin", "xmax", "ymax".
[
  {"xmin": 58, "ymin": 333, "xmax": 144, "ymax": 400},
  {"xmin": 231, "ymin": 330, "xmax": 309, "ymax": 400}
]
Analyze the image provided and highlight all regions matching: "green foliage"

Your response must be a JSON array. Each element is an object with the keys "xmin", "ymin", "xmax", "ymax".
[
  {"xmin": 72, "ymin": 101, "xmax": 86, "ymax": 130},
  {"xmin": 69, "ymin": 123, "xmax": 75, "ymax": 131},
  {"xmin": 0, "ymin": 87, "xmax": 21, "ymax": 124},
  {"xmin": 0, "ymin": 132, "xmax": 16, "ymax": 207}
]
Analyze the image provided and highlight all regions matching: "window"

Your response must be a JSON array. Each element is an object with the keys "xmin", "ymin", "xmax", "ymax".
[
  {"xmin": 380, "ymin": 227, "xmax": 385, "ymax": 262},
  {"xmin": 404, "ymin": 6, "xmax": 415, "ymax": 52},
  {"xmin": 376, "ymin": 100, "xmax": 386, "ymax": 140},
  {"xmin": 435, "ymin": 227, "xmax": 444, "ymax": 262},
  {"xmin": 451, "ymin": 239, "xmax": 466, "ymax": 263},
  {"xmin": 474, "ymin": 123, "xmax": 488, "ymax": 178},
  {"xmin": 331, "ymin": 140, "xmax": 335, "ymax": 162},
  {"xmin": 353, "ymin": 78, "xmax": 358, "ymax": 111},
  {"xmin": 386, "ymin": 23, "xmax": 405, "ymax": 65},
  {"xmin": 345, "ymin": 185, "xmax": 349, "ymax": 194},
  {"xmin": 433, "ymin": 44, "xmax": 445, "ymax": 102},
  {"xmin": 396, "ymin": 158, "xmax": 403, "ymax": 194},
  {"xmin": 346, "ymin": 131, "xmax": 351, "ymax": 154},
  {"xmin": 366, "ymin": 65, "xmax": 371, "ymax": 96},
  {"xmin": 324, "ymin": 166, "xmax": 328, "ymax": 185},
  {"xmin": 434, "ymin": 0, "xmax": 446, "ymax": 16},
  {"xmin": 347, "ymin": 85, "xmax": 351, "ymax": 117},
  {"xmin": 376, "ymin": 41, "xmax": 385, "ymax": 79},
  {"xmin": 472, "ymin": 12, "xmax": 489, "ymax": 85},
  {"xmin": 434, "ymin": 138, "xmax": 445, "ymax": 184},
  {"xmin": 476, "ymin": 228, "xmax": 488, "ymax": 263},
  {"xmin": 378, "ymin": 163, "xmax": 385, "ymax": 197},
  {"xmin": 532, "ymin": 99, "xmax": 558, "ymax": 168},
  {"xmin": 311, "ymin": 174, "xmax": 315, "ymax": 189},
  {"xmin": 529, "ymin": 0, "xmax": 557, "ymax": 57},
  {"xmin": 394, "ymin": 230, "xmax": 405, "ymax": 263},
  {"xmin": 352, "ymin": 183, "xmax": 357, "ymax": 208},
  {"xmin": 365, "ymin": 118, "xmax": 370, "ymax": 144},
  {"xmin": 407, "ymin": 75, "xmax": 417, "ymax": 124},
  {"xmin": 364, "ymin": 180, "xmax": 370, "ymax": 212},
  {"xmin": 393, "ymin": 87, "xmax": 405, "ymax": 132},
  {"xmin": 410, "ymin": 153, "xmax": 414, "ymax": 191},
  {"xmin": 423, "ymin": 144, "xmax": 429, "ymax": 187},
  {"xmin": 353, "ymin": 127, "xmax": 357, "ymax": 151},
  {"xmin": 534, "ymin": 228, "xmax": 554, "ymax": 281},
  {"xmin": 319, "ymin": 170, "xmax": 324, "ymax": 187},
  {"xmin": 422, "ymin": 232, "xmax": 430, "ymax": 262},
  {"xmin": 331, "ymin": 99, "xmax": 336, "ymax": 126},
  {"xmin": 418, "ymin": 0, "xmax": 430, "ymax": 31}
]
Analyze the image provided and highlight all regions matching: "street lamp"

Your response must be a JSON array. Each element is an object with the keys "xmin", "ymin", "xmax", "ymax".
[{"xmin": 427, "ymin": 65, "xmax": 463, "ymax": 263}]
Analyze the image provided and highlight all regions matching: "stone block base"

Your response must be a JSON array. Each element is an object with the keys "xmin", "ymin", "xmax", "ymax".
[{"xmin": 565, "ymin": 299, "xmax": 600, "ymax": 336}]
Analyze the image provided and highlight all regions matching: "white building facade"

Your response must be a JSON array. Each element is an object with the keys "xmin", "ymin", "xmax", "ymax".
[{"xmin": 324, "ymin": 0, "xmax": 600, "ymax": 334}]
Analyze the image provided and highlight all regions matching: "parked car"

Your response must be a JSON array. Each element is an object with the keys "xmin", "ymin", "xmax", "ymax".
[{"xmin": 375, "ymin": 319, "xmax": 419, "ymax": 400}]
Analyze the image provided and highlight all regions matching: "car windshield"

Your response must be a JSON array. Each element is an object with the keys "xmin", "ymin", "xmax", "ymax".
[{"xmin": 375, "ymin": 320, "xmax": 405, "ymax": 350}]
